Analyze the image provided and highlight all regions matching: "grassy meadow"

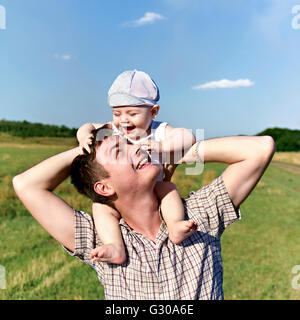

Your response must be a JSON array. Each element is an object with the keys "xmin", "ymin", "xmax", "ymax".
[{"xmin": 0, "ymin": 134, "xmax": 300, "ymax": 300}]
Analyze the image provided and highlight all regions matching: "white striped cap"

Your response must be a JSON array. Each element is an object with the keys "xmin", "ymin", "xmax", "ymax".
[{"xmin": 108, "ymin": 70, "xmax": 160, "ymax": 107}]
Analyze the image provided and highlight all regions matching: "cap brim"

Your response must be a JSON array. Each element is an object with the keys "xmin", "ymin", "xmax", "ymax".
[{"xmin": 108, "ymin": 93, "xmax": 155, "ymax": 107}]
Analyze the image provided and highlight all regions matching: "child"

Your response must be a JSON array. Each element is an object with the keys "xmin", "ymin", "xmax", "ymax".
[{"xmin": 77, "ymin": 70, "xmax": 197, "ymax": 264}]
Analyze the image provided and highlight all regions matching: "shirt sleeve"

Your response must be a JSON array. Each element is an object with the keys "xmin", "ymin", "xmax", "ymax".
[
  {"xmin": 185, "ymin": 175, "xmax": 241, "ymax": 238},
  {"xmin": 62, "ymin": 210, "xmax": 104, "ymax": 281}
]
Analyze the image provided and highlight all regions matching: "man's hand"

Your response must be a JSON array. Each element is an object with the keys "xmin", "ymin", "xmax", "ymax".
[{"xmin": 163, "ymin": 164, "xmax": 178, "ymax": 182}]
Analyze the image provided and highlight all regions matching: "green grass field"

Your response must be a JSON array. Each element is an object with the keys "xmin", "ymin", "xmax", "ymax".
[{"xmin": 0, "ymin": 136, "xmax": 300, "ymax": 300}]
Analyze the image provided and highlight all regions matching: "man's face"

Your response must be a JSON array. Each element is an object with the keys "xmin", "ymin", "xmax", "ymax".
[{"xmin": 95, "ymin": 135, "xmax": 160, "ymax": 195}]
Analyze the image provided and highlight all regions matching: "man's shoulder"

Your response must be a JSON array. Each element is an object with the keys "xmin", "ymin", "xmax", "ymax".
[
  {"xmin": 74, "ymin": 209, "xmax": 94, "ymax": 224},
  {"xmin": 70, "ymin": 210, "xmax": 100, "ymax": 248},
  {"xmin": 184, "ymin": 175, "xmax": 225, "ymax": 203},
  {"xmin": 183, "ymin": 175, "xmax": 241, "ymax": 237}
]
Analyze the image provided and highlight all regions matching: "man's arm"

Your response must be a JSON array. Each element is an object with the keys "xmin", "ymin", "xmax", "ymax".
[
  {"xmin": 183, "ymin": 136, "xmax": 276, "ymax": 208},
  {"xmin": 12, "ymin": 147, "xmax": 82, "ymax": 252}
]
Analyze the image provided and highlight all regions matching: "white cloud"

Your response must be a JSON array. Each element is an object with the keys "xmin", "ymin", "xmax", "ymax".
[
  {"xmin": 123, "ymin": 12, "xmax": 166, "ymax": 27},
  {"xmin": 53, "ymin": 54, "xmax": 72, "ymax": 61},
  {"xmin": 61, "ymin": 54, "xmax": 71, "ymax": 60},
  {"xmin": 192, "ymin": 79, "xmax": 255, "ymax": 90}
]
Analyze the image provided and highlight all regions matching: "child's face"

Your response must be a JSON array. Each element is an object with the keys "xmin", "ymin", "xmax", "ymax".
[{"xmin": 112, "ymin": 105, "xmax": 159, "ymax": 139}]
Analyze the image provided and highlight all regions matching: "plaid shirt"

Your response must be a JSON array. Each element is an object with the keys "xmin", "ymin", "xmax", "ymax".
[{"xmin": 64, "ymin": 176, "xmax": 241, "ymax": 300}]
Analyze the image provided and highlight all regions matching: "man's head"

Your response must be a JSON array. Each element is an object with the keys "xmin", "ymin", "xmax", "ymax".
[
  {"xmin": 71, "ymin": 124, "xmax": 114, "ymax": 206},
  {"xmin": 71, "ymin": 124, "xmax": 160, "ymax": 208}
]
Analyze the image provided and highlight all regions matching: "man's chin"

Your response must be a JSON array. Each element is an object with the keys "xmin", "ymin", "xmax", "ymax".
[
  {"xmin": 148, "ymin": 164, "xmax": 162, "ymax": 181},
  {"xmin": 137, "ymin": 162, "xmax": 159, "ymax": 175}
]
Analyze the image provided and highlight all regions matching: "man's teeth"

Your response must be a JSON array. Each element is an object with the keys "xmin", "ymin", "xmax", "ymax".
[{"xmin": 137, "ymin": 158, "xmax": 149, "ymax": 170}]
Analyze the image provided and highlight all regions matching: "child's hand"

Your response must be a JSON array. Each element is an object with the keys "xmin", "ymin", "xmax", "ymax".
[
  {"xmin": 76, "ymin": 123, "xmax": 96, "ymax": 153},
  {"xmin": 80, "ymin": 132, "xmax": 94, "ymax": 154},
  {"xmin": 139, "ymin": 140, "xmax": 165, "ymax": 154}
]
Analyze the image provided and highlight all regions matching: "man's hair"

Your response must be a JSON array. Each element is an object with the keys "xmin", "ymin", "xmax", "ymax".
[{"xmin": 71, "ymin": 124, "xmax": 115, "ymax": 206}]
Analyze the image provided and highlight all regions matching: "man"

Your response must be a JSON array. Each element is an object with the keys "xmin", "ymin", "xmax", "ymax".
[{"xmin": 13, "ymin": 124, "xmax": 275, "ymax": 299}]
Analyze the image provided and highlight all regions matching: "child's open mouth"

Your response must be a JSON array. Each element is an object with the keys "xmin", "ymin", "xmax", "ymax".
[{"xmin": 125, "ymin": 126, "xmax": 136, "ymax": 134}]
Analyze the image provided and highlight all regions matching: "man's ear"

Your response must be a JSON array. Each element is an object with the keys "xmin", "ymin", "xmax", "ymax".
[
  {"xmin": 151, "ymin": 105, "xmax": 160, "ymax": 119},
  {"xmin": 94, "ymin": 181, "xmax": 115, "ymax": 197}
]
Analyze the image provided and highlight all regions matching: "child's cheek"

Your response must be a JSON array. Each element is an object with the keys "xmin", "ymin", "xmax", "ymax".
[{"xmin": 113, "ymin": 118, "xmax": 119, "ymax": 128}]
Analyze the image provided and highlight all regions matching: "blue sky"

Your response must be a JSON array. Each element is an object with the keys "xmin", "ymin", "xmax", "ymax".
[{"xmin": 0, "ymin": 0, "xmax": 299, "ymax": 139}]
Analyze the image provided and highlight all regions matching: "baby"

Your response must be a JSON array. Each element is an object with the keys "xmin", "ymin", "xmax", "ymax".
[{"xmin": 77, "ymin": 70, "xmax": 197, "ymax": 264}]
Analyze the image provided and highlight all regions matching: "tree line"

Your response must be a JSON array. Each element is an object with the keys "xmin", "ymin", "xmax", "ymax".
[
  {"xmin": 0, "ymin": 120, "xmax": 299, "ymax": 151},
  {"xmin": 256, "ymin": 127, "xmax": 300, "ymax": 152},
  {"xmin": 0, "ymin": 120, "xmax": 77, "ymax": 138}
]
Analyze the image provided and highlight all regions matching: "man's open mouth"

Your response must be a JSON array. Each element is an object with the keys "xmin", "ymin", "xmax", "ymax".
[{"xmin": 136, "ymin": 156, "xmax": 151, "ymax": 170}]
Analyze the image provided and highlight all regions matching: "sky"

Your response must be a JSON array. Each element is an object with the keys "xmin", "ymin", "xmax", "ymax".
[{"xmin": 0, "ymin": 0, "xmax": 300, "ymax": 139}]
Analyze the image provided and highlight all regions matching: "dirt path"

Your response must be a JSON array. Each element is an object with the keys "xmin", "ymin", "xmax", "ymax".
[{"xmin": 271, "ymin": 161, "xmax": 300, "ymax": 175}]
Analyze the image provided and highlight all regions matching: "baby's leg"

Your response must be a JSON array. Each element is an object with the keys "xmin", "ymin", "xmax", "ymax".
[
  {"xmin": 155, "ymin": 182, "xmax": 198, "ymax": 244},
  {"xmin": 90, "ymin": 203, "xmax": 126, "ymax": 264}
]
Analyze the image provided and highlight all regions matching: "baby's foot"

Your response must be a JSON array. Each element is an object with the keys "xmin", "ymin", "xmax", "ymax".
[
  {"xmin": 90, "ymin": 244, "xmax": 126, "ymax": 264},
  {"xmin": 168, "ymin": 220, "xmax": 198, "ymax": 245}
]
